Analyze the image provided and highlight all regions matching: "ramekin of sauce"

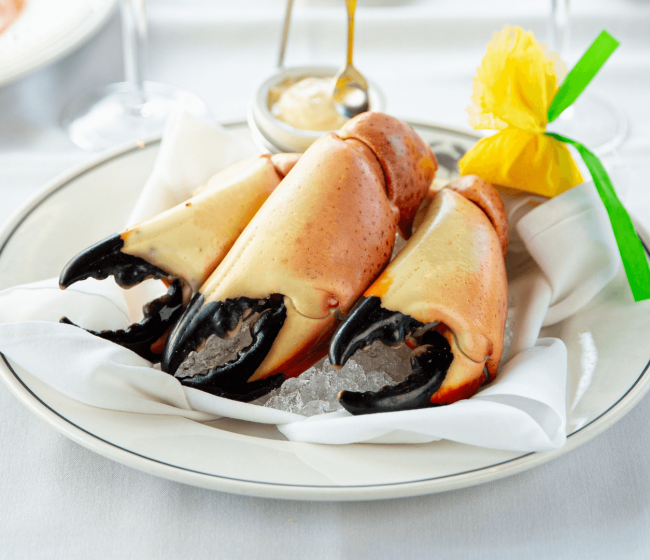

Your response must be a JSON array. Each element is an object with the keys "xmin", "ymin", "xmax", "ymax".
[{"xmin": 248, "ymin": 66, "xmax": 384, "ymax": 154}]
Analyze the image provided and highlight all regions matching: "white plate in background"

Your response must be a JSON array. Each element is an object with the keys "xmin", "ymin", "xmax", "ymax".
[
  {"xmin": 0, "ymin": 122, "xmax": 649, "ymax": 501},
  {"xmin": 0, "ymin": 0, "xmax": 116, "ymax": 87}
]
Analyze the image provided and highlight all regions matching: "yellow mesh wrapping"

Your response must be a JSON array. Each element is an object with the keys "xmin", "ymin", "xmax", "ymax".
[
  {"xmin": 459, "ymin": 129, "xmax": 584, "ymax": 198},
  {"xmin": 461, "ymin": 26, "xmax": 584, "ymax": 197}
]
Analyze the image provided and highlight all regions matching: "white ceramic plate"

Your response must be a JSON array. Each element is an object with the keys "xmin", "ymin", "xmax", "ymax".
[
  {"xmin": 1, "ymin": 122, "xmax": 649, "ymax": 501},
  {"xmin": 0, "ymin": 0, "xmax": 116, "ymax": 87}
]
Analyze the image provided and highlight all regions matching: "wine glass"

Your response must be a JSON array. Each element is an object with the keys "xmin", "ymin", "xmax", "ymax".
[
  {"xmin": 61, "ymin": 0, "xmax": 211, "ymax": 151},
  {"xmin": 545, "ymin": 0, "xmax": 627, "ymax": 156}
]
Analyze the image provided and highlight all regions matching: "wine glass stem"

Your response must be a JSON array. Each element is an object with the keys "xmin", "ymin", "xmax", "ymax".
[
  {"xmin": 345, "ymin": 0, "xmax": 357, "ymax": 66},
  {"xmin": 120, "ymin": 0, "xmax": 147, "ymax": 109},
  {"xmin": 548, "ymin": 0, "xmax": 571, "ymax": 60}
]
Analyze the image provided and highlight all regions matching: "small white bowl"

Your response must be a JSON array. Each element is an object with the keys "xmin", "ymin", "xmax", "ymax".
[{"xmin": 248, "ymin": 65, "xmax": 385, "ymax": 154}]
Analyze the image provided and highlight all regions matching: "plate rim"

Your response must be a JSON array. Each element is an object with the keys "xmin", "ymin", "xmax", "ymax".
[
  {"xmin": 0, "ymin": 0, "xmax": 118, "ymax": 88},
  {"xmin": 1, "ymin": 122, "xmax": 649, "ymax": 501}
]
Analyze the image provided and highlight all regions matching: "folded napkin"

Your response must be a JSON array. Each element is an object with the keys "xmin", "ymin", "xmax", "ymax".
[
  {"xmin": 0, "ymin": 113, "xmax": 621, "ymax": 451},
  {"xmin": 502, "ymin": 183, "xmax": 620, "ymax": 359},
  {"xmin": 121, "ymin": 112, "xmax": 260, "ymax": 319},
  {"xmin": 128, "ymin": 111, "xmax": 259, "ymax": 225}
]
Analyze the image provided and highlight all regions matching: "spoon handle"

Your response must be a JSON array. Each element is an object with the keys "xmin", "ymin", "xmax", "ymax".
[
  {"xmin": 345, "ymin": 0, "xmax": 357, "ymax": 66},
  {"xmin": 277, "ymin": 0, "xmax": 295, "ymax": 68}
]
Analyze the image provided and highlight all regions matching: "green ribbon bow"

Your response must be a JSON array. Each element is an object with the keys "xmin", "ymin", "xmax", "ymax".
[{"xmin": 545, "ymin": 31, "xmax": 650, "ymax": 302}]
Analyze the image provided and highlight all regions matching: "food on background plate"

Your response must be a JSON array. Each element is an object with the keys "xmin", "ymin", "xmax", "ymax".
[
  {"xmin": 269, "ymin": 76, "xmax": 349, "ymax": 131},
  {"xmin": 0, "ymin": 0, "xmax": 23, "ymax": 34},
  {"xmin": 59, "ymin": 152, "xmax": 301, "ymax": 362}
]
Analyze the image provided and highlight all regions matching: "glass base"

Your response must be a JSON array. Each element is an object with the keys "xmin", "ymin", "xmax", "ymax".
[
  {"xmin": 546, "ymin": 92, "xmax": 628, "ymax": 156},
  {"xmin": 61, "ymin": 81, "xmax": 211, "ymax": 151}
]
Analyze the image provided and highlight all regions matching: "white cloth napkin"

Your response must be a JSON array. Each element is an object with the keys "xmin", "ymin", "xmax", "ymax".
[
  {"xmin": 502, "ymin": 184, "xmax": 621, "ymax": 359},
  {"xmin": 128, "ymin": 111, "xmax": 259, "ymax": 225},
  {"xmin": 122, "ymin": 112, "xmax": 260, "ymax": 320},
  {"xmin": 518, "ymin": 182, "xmax": 621, "ymax": 326},
  {"xmin": 0, "ymin": 113, "xmax": 621, "ymax": 451},
  {"xmin": 0, "ymin": 291, "xmax": 565, "ymax": 449}
]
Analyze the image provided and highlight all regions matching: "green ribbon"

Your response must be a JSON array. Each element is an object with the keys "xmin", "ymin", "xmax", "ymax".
[
  {"xmin": 546, "ymin": 132, "xmax": 650, "ymax": 302},
  {"xmin": 544, "ymin": 31, "xmax": 650, "ymax": 302},
  {"xmin": 547, "ymin": 31, "xmax": 620, "ymax": 123}
]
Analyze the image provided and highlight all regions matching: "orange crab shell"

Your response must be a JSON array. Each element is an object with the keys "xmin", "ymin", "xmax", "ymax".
[
  {"xmin": 120, "ymin": 153, "xmax": 299, "ymax": 299},
  {"xmin": 339, "ymin": 112, "xmax": 439, "ymax": 239},
  {"xmin": 365, "ymin": 176, "xmax": 509, "ymax": 404},
  {"xmin": 193, "ymin": 112, "xmax": 439, "ymax": 383},
  {"xmin": 446, "ymin": 174, "xmax": 509, "ymax": 257}
]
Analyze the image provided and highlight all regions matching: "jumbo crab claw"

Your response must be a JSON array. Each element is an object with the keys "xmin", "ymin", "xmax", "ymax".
[
  {"xmin": 329, "ymin": 175, "xmax": 509, "ymax": 415},
  {"xmin": 162, "ymin": 112, "xmax": 439, "ymax": 401},
  {"xmin": 58, "ymin": 153, "xmax": 301, "ymax": 362}
]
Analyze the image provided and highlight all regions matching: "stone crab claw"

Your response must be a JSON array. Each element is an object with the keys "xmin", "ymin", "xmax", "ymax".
[
  {"xmin": 328, "ymin": 175, "xmax": 509, "ymax": 414},
  {"xmin": 58, "ymin": 153, "xmax": 301, "ymax": 362},
  {"xmin": 161, "ymin": 112, "xmax": 439, "ymax": 401}
]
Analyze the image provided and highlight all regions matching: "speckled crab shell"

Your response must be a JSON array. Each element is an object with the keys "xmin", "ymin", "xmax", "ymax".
[
  {"xmin": 120, "ymin": 153, "xmax": 301, "ymax": 299},
  {"xmin": 58, "ymin": 153, "xmax": 301, "ymax": 361},
  {"xmin": 178, "ymin": 112, "xmax": 439, "ymax": 382},
  {"xmin": 364, "ymin": 175, "xmax": 509, "ymax": 404}
]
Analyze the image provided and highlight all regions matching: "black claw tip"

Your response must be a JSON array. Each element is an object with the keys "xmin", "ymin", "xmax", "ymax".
[
  {"xmin": 329, "ymin": 296, "xmax": 423, "ymax": 367},
  {"xmin": 338, "ymin": 330, "xmax": 453, "ymax": 415},
  {"xmin": 60, "ymin": 279, "xmax": 184, "ymax": 362},
  {"xmin": 162, "ymin": 295, "xmax": 280, "ymax": 374},
  {"xmin": 59, "ymin": 234, "xmax": 169, "ymax": 289},
  {"xmin": 177, "ymin": 301, "xmax": 288, "ymax": 402}
]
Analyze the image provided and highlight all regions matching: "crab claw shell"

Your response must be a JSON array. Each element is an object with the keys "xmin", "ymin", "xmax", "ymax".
[
  {"xmin": 164, "ymin": 113, "xmax": 438, "ymax": 386},
  {"xmin": 413, "ymin": 175, "xmax": 509, "ymax": 258},
  {"xmin": 59, "ymin": 234, "xmax": 170, "ymax": 290},
  {"xmin": 328, "ymin": 295, "xmax": 423, "ymax": 369},
  {"xmin": 61, "ymin": 279, "xmax": 185, "ymax": 362},
  {"xmin": 60, "ymin": 154, "xmax": 294, "ymax": 298},
  {"xmin": 445, "ymin": 175, "xmax": 509, "ymax": 257},
  {"xmin": 268, "ymin": 152, "xmax": 302, "ymax": 180},
  {"xmin": 339, "ymin": 112, "xmax": 438, "ymax": 239},
  {"xmin": 430, "ymin": 324, "xmax": 490, "ymax": 405},
  {"xmin": 246, "ymin": 299, "xmax": 340, "ymax": 382},
  {"xmin": 175, "ymin": 300, "xmax": 288, "ymax": 401},
  {"xmin": 163, "ymin": 133, "xmax": 395, "ymax": 379},
  {"xmin": 364, "ymin": 184, "xmax": 508, "ymax": 400},
  {"xmin": 337, "ymin": 329, "xmax": 454, "ymax": 415},
  {"xmin": 118, "ymin": 154, "xmax": 294, "ymax": 297},
  {"xmin": 59, "ymin": 154, "xmax": 298, "ymax": 361},
  {"xmin": 192, "ymin": 153, "xmax": 300, "ymax": 196}
]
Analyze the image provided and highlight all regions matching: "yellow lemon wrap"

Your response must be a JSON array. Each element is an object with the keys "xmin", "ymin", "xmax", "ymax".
[{"xmin": 459, "ymin": 26, "xmax": 584, "ymax": 197}]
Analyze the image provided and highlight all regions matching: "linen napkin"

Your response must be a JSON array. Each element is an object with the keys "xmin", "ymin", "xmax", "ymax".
[
  {"xmin": 121, "ymin": 112, "xmax": 260, "ymax": 320},
  {"xmin": 0, "ymin": 113, "xmax": 620, "ymax": 451},
  {"xmin": 502, "ymin": 183, "xmax": 620, "ymax": 360},
  {"xmin": 0, "ymin": 294, "xmax": 565, "ymax": 449},
  {"xmin": 128, "ymin": 111, "xmax": 259, "ymax": 225}
]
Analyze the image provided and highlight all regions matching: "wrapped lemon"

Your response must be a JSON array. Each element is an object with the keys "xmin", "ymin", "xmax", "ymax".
[
  {"xmin": 460, "ymin": 26, "xmax": 583, "ymax": 197},
  {"xmin": 459, "ymin": 26, "xmax": 650, "ymax": 302}
]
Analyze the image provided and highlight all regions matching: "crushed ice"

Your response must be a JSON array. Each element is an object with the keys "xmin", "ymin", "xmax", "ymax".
[
  {"xmin": 175, "ymin": 231, "xmax": 516, "ymax": 416},
  {"xmin": 257, "ymin": 315, "xmax": 517, "ymax": 417},
  {"xmin": 254, "ymin": 341, "xmax": 413, "ymax": 416},
  {"xmin": 175, "ymin": 321, "xmax": 253, "ymax": 378},
  {"xmin": 501, "ymin": 314, "xmax": 515, "ymax": 363}
]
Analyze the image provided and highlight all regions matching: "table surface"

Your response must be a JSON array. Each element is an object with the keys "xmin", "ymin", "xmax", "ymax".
[{"xmin": 1, "ymin": 0, "xmax": 650, "ymax": 558}]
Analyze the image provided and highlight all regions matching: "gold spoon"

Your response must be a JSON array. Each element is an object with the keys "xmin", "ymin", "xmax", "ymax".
[{"xmin": 332, "ymin": 0, "xmax": 369, "ymax": 119}]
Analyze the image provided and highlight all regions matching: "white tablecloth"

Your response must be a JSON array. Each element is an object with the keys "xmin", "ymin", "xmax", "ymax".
[{"xmin": 1, "ymin": 0, "xmax": 650, "ymax": 558}]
